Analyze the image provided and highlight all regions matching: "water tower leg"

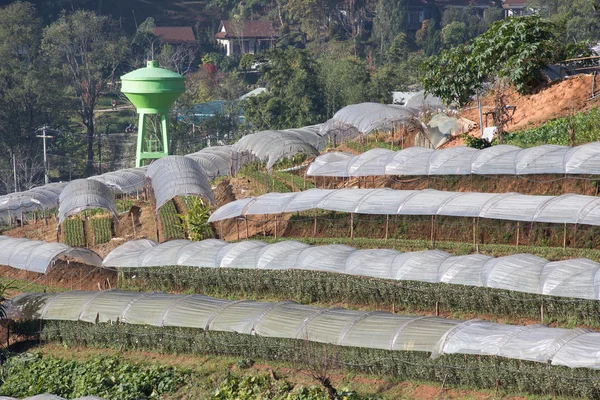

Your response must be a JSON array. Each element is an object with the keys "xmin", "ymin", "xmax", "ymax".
[
  {"xmin": 135, "ymin": 113, "xmax": 146, "ymax": 168},
  {"xmin": 160, "ymin": 113, "xmax": 170, "ymax": 156}
]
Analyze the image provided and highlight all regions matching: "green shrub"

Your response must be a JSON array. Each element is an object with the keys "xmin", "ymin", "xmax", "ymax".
[{"xmin": 0, "ymin": 352, "xmax": 188, "ymax": 399}]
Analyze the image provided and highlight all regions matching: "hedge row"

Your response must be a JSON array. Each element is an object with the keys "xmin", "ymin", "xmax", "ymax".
[
  {"xmin": 118, "ymin": 267, "xmax": 600, "ymax": 327},
  {"xmin": 17, "ymin": 320, "xmax": 600, "ymax": 399}
]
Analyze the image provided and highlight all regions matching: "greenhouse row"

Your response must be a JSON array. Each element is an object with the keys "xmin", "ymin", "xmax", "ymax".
[
  {"xmin": 7, "ymin": 290, "xmax": 600, "ymax": 370},
  {"xmin": 208, "ymin": 187, "xmax": 600, "ymax": 227},
  {"xmin": 146, "ymin": 156, "xmax": 215, "ymax": 210},
  {"xmin": 0, "ymin": 236, "xmax": 102, "ymax": 274},
  {"xmin": 103, "ymin": 238, "xmax": 600, "ymax": 300},
  {"xmin": 0, "ymin": 123, "xmax": 327, "ymax": 220},
  {"xmin": 307, "ymin": 143, "xmax": 600, "ymax": 177},
  {"xmin": 232, "ymin": 125, "xmax": 323, "ymax": 170},
  {"xmin": 57, "ymin": 180, "xmax": 119, "ymax": 225}
]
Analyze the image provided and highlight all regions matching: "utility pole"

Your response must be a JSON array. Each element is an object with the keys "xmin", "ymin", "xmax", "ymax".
[
  {"xmin": 37, "ymin": 126, "xmax": 54, "ymax": 185},
  {"xmin": 12, "ymin": 153, "xmax": 17, "ymax": 193}
]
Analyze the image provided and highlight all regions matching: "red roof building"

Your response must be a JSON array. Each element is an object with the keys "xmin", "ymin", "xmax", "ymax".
[
  {"xmin": 154, "ymin": 26, "xmax": 196, "ymax": 44},
  {"xmin": 216, "ymin": 20, "xmax": 278, "ymax": 56}
]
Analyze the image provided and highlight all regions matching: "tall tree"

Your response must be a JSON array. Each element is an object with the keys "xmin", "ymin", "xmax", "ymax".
[
  {"xmin": 0, "ymin": 1, "xmax": 68, "ymax": 193},
  {"xmin": 244, "ymin": 48, "xmax": 325, "ymax": 129},
  {"xmin": 43, "ymin": 10, "xmax": 128, "ymax": 176},
  {"xmin": 373, "ymin": 0, "xmax": 408, "ymax": 56}
]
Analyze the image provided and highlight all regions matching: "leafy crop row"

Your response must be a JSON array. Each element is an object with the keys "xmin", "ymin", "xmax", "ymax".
[
  {"xmin": 159, "ymin": 200, "xmax": 185, "ymax": 240},
  {"xmin": 91, "ymin": 217, "xmax": 112, "ymax": 245},
  {"xmin": 23, "ymin": 321, "xmax": 600, "ymax": 399},
  {"xmin": 0, "ymin": 352, "xmax": 187, "ymax": 399},
  {"xmin": 118, "ymin": 266, "xmax": 600, "ymax": 328},
  {"xmin": 62, "ymin": 218, "xmax": 85, "ymax": 247}
]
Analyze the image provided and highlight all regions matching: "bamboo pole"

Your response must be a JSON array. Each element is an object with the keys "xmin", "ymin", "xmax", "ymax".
[
  {"xmin": 385, "ymin": 215, "xmax": 389, "ymax": 242},
  {"xmin": 472, "ymin": 217, "xmax": 476, "ymax": 248},
  {"xmin": 563, "ymin": 223, "xmax": 567, "ymax": 249},
  {"xmin": 245, "ymin": 217, "xmax": 249, "ymax": 239},
  {"xmin": 350, "ymin": 213, "xmax": 354, "ymax": 243},
  {"xmin": 236, "ymin": 218, "xmax": 240, "ymax": 241},
  {"xmin": 516, "ymin": 222, "xmax": 520, "ymax": 248},
  {"xmin": 274, "ymin": 215, "xmax": 278, "ymax": 240},
  {"xmin": 313, "ymin": 209, "xmax": 318, "ymax": 238},
  {"xmin": 430, "ymin": 215, "xmax": 435, "ymax": 247}
]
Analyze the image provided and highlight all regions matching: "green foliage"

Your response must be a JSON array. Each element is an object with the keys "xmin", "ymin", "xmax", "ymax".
[
  {"xmin": 320, "ymin": 56, "xmax": 372, "ymax": 118},
  {"xmin": 421, "ymin": 44, "xmax": 479, "ymax": 107},
  {"xmin": 159, "ymin": 200, "xmax": 186, "ymax": 240},
  {"xmin": 0, "ymin": 352, "xmax": 187, "ymax": 399},
  {"xmin": 245, "ymin": 49, "xmax": 325, "ymax": 130},
  {"xmin": 91, "ymin": 216, "xmax": 113, "ymax": 245},
  {"xmin": 32, "ymin": 321, "xmax": 600, "ymax": 399},
  {"xmin": 373, "ymin": 0, "xmax": 408, "ymax": 55},
  {"xmin": 179, "ymin": 196, "xmax": 214, "ymax": 241},
  {"xmin": 529, "ymin": 0, "xmax": 600, "ymax": 43},
  {"xmin": 63, "ymin": 218, "xmax": 85, "ymax": 247},
  {"xmin": 463, "ymin": 134, "xmax": 492, "ymax": 149},
  {"xmin": 422, "ymin": 16, "xmax": 582, "ymax": 106},
  {"xmin": 119, "ymin": 265, "xmax": 600, "ymax": 328},
  {"xmin": 505, "ymin": 107, "xmax": 600, "ymax": 147},
  {"xmin": 441, "ymin": 21, "xmax": 467, "ymax": 48}
]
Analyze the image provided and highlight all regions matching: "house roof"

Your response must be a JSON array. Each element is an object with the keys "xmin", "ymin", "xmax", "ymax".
[
  {"xmin": 154, "ymin": 26, "xmax": 196, "ymax": 44},
  {"xmin": 433, "ymin": 0, "xmax": 498, "ymax": 7},
  {"xmin": 216, "ymin": 20, "xmax": 278, "ymax": 39},
  {"xmin": 502, "ymin": 0, "xmax": 526, "ymax": 7}
]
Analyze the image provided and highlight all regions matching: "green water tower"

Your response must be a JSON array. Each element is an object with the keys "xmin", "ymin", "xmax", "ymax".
[{"xmin": 121, "ymin": 60, "xmax": 185, "ymax": 167}]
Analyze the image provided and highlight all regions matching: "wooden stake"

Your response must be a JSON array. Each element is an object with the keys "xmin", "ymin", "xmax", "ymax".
[
  {"xmin": 303, "ymin": 172, "xmax": 306, "ymax": 190},
  {"xmin": 563, "ymin": 223, "xmax": 567, "ymax": 249},
  {"xmin": 430, "ymin": 215, "xmax": 435, "ymax": 247},
  {"xmin": 516, "ymin": 222, "xmax": 520, "ymax": 248},
  {"xmin": 313, "ymin": 209, "xmax": 317, "ymax": 238},
  {"xmin": 236, "ymin": 218, "xmax": 240, "ymax": 241},
  {"xmin": 220, "ymin": 221, "xmax": 223, "ymax": 239},
  {"xmin": 274, "ymin": 215, "xmax": 278, "ymax": 240},
  {"xmin": 131, "ymin": 213, "xmax": 136, "ymax": 236},
  {"xmin": 472, "ymin": 217, "xmax": 476, "ymax": 248},
  {"xmin": 350, "ymin": 213, "xmax": 354, "ymax": 242},
  {"xmin": 385, "ymin": 215, "xmax": 389, "ymax": 242},
  {"xmin": 245, "ymin": 217, "xmax": 249, "ymax": 239}
]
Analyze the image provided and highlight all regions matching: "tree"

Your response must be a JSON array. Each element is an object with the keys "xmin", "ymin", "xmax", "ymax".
[
  {"xmin": 421, "ymin": 16, "xmax": 583, "ymax": 106},
  {"xmin": 320, "ymin": 56, "xmax": 371, "ymax": 117},
  {"xmin": 373, "ymin": 0, "xmax": 408, "ymax": 55},
  {"xmin": 0, "ymin": 1, "xmax": 69, "ymax": 193},
  {"xmin": 244, "ymin": 48, "xmax": 325, "ymax": 129},
  {"xmin": 441, "ymin": 21, "xmax": 467, "ymax": 48},
  {"xmin": 527, "ymin": 0, "xmax": 600, "ymax": 43},
  {"xmin": 43, "ymin": 10, "xmax": 128, "ymax": 176},
  {"xmin": 386, "ymin": 32, "xmax": 410, "ymax": 64}
]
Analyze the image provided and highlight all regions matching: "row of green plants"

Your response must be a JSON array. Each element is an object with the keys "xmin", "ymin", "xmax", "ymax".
[
  {"xmin": 91, "ymin": 216, "xmax": 113, "ymax": 245},
  {"xmin": 118, "ymin": 266, "xmax": 600, "ymax": 328},
  {"xmin": 284, "ymin": 211, "xmax": 600, "ymax": 250},
  {"xmin": 238, "ymin": 164, "xmax": 293, "ymax": 194},
  {"xmin": 62, "ymin": 218, "xmax": 85, "ymax": 247},
  {"xmin": 0, "ymin": 352, "xmax": 187, "ymax": 399},
  {"xmin": 18, "ymin": 321, "xmax": 600, "ymax": 399},
  {"xmin": 158, "ymin": 200, "xmax": 186, "ymax": 241},
  {"xmin": 505, "ymin": 107, "xmax": 600, "ymax": 148}
]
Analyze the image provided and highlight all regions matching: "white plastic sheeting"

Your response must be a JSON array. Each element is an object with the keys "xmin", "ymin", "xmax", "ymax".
[
  {"xmin": 146, "ymin": 156, "xmax": 215, "ymax": 210},
  {"xmin": 0, "ymin": 236, "xmax": 102, "ymax": 274},
  {"xmin": 58, "ymin": 180, "xmax": 118, "ymax": 225},
  {"xmin": 307, "ymin": 143, "xmax": 600, "ymax": 177},
  {"xmin": 103, "ymin": 238, "xmax": 600, "ymax": 300},
  {"xmin": 208, "ymin": 188, "xmax": 600, "ymax": 228},
  {"xmin": 8, "ymin": 290, "xmax": 600, "ymax": 370},
  {"xmin": 185, "ymin": 146, "xmax": 252, "ymax": 180},
  {"xmin": 0, "ymin": 182, "xmax": 68, "ymax": 215},
  {"xmin": 233, "ymin": 128, "xmax": 321, "ymax": 171},
  {"xmin": 88, "ymin": 167, "xmax": 146, "ymax": 195},
  {"xmin": 319, "ymin": 103, "xmax": 417, "ymax": 139}
]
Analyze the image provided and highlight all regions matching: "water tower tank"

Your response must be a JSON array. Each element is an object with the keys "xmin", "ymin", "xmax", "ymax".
[{"xmin": 121, "ymin": 60, "xmax": 185, "ymax": 167}]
